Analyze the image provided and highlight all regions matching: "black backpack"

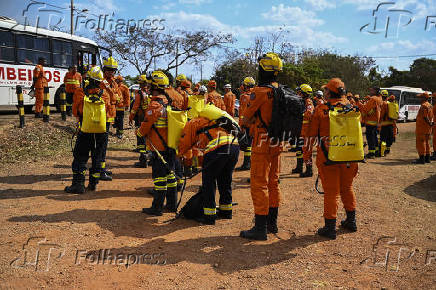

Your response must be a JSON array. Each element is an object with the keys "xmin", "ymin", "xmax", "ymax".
[
  {"xmin": 258, "ymin": 85, "xmax": 304, "ymax": 143},
  {"xmin": 178, "ymin": 188, "xmax": 204, "ymax": 220}
]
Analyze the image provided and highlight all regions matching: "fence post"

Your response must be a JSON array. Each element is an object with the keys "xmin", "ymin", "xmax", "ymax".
[
  {"xmin": 60, "ymin": 87, "xmax": 67, "ymax": 121},
  {"xmin": 43, "ymin": 87, "xmax": 50, "ymax": 122},
  {"xmin": 16, "ymin": 85, "xmax": 25, "ymax": 128}
]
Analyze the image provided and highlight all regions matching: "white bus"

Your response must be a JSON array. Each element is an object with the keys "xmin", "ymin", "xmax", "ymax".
[
  {"xmin": 0, "ymin": 17, "xmax": 108, "ymax": 112},
  {"xmin": 380, "ymin": 86, "xmax": 432, "ymax": 122}
]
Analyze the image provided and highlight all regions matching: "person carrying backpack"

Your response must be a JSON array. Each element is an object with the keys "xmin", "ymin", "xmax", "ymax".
[
  {"xmin": 177, "ymin": 116, "xmax": 240, "ymax": 225},
  {"xmin": 137, "ymin": 71, "xmax": 178, "ymax": 216},
  {"xmin": 304, "ymin": 78, "xmax": 360, "ymax": 240},
  {"xmin": 379, "ymin": 90, "xmax": 395, "ymax": 156},
  {"xmin": 65, "ymin": 66, "xmax": 111, "ymax": 194},
  {"xmin": 239, "ymin": 52, "xmax": 284, "ymax": 241}
]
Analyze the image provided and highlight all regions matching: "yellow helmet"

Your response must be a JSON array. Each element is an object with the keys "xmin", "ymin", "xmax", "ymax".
[
  {"xmin": 299, "ymin": 84, "xmax": 313, "ymax": 95},
  {"xmin": 258, "ymin": 52, "xmax": 283, "ymax": 72},
  {"xmin": 103, "ymin": 56, "xmax": 118, "ymax": 69},
  {"xmin": 87, "ymin": 66, "xmax": 104, "ymax": 82},
  {"xmin": 243, "ymin": 77, "xmax": 255, "ymax": 86},
  {"xmin": 151, "ymin": 70, "xmax": 169, "ymax": 89},
  {"xmin": 138, "ymin": 74, "xmax": 149, "ymax": 84},
  {"xmin": 380, "ymin": 89, "xmax": 389, "ymax": 97},
  {"xmin": 175, "ymin": 74, "xmax": 187, "ymax": 82}
]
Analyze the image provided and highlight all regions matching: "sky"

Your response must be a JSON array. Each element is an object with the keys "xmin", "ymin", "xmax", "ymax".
[{"xmin": 1, "ymin": 0, "xmax": 435, "ymax": 81}]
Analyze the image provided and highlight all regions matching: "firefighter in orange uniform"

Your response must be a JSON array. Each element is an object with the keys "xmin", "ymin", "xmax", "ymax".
[
  {"xmin": 294, "ymin": 84, "xmax": 314, "ymax": 178},
  {"xmin": 206, "ymin": 80, "xmax": 226, "ymax": 111},
  {"xmin": 32, "ymin": 57, "xmax": 48, "ymax": 118},
  {"xmin": 130, "ymin": 75, "xmax": 151, "ymax": 166},
  {"xmin": 313, "ymin": 90, "xmax": 324, "ymax": 107},
  {"xmin": 236, "ymin": 77, "xmax": 255, "ymax": 171},
  {"xmin": 178, "ymin": 116, "xmax": 240, "ymax": 224},
  {"xmin": 304, "ymin": 78, "xmax": 358, "ymax": 240},
  {"xmin": 223, "ymin": 84, "xmax": 236, "ymax": 117},
  {"xmin": 137, "ymin": 71, "xmax": 178, "ymax": 216},
  {"xmin": 414, "ymin": 92, "xmax": 434, "ymax": 164},
  {"xmin": 64, "ymin": 65, "xmax": 82, "ymax": 116},
  {"xmin": 99, "ymin": 57, "xmax": 120, "ymax": 181},
  {"xmin": 362, "ymin": 87, "xmax": 382, "ymax": 158},
  {"xmin": 379, "ymin": 90, "xmax": 394, "ymax": 156},
  {"xmin": 240, "ymin": 53, "xmax": 283, "ymax": 241},
  {"xmin": 65, "ymin": 66, "xmax": 110, "ymax": 194},
  {"xmin": 114, "ymin": 75, "xmax": 130, "ymax": 139}
]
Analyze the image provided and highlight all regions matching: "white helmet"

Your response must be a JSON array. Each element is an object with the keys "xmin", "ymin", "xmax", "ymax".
[
  {"xmin": 315, "ymin": 90, "xmax": 323, "ymax": 97},
  {"xmin": 224, "ymin": 84, "xmax": 232, "ymax": 89},
  {"xmin": 199, "ymin": 85, "xmax": 207, "ymax": 94}
]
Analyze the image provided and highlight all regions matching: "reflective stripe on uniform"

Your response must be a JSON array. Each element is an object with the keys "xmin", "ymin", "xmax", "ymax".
[
  {"xmin": 366, "ymin": 121, "xmax": 377, "ymax": 125},
  {"xmin": 381, "ymin": 121, "xmax": 393, "ymax": 126},
  {"xmin": 101, "ymin": 162, "xmax": 106, "ymax": 169},
  {"xmin": 204, "ymin": 135, "xmax": 236, "ymax": 154},
  {"xmin": 91, "ymin": 173, "xmax": 100, "ymax": 178},
  {"xmin": 154, "ymin": 177, "xmax": 167, "ymax": 183},
  {"xmin": 302, "ymin": 120, "xmax": 309, "ymax": 124},
  {"xmin": 166, "ymin": 173, "xmax": 177, "ymax": 188},
  {"xmin": 204, "ymin": 208, "xmax": 217, "ymax": 215},
  {"xmin": 219, "ymin": 204, "xmax": 232, "ymax": 211},
  {"xmin": 155, "ymin": 117, "xmax": 167, "ymax": 128},
  {"xmin": 65, "ymin": 79, "xmax": 80, "ymax": 85}
]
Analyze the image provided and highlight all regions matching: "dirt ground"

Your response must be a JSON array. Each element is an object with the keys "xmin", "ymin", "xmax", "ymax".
[{"xmin": 0, "ymin": 114, "xmax": 435, "ymax": 289}]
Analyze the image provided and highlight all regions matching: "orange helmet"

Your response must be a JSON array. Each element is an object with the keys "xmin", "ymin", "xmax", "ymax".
[
  {"xmin": 208, "ymin": 80, "xmax": 217, "ymax": 89},
  {"xmin": 325, "ymin": 78, "xmax": 345, "ymax": 95},
  {"xmin": 418, "ymin": 92, "xmax": 430, "ymax": 99}
]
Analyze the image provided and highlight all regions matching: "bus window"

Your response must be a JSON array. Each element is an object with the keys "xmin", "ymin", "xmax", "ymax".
[
  {"xmin": 401, "ymin": 92, "xmax": 421, "ymax": 106},
  {"xmin": 16, "ymin": 34, "xmax": 51, "ymax": 65},
  {"xmin": 0, "ymin": 30, "xmax": 14, "ymax": 62},
  {"xmin": 53, "ymin": 40, "xmax": 72, "ymax": 68}
]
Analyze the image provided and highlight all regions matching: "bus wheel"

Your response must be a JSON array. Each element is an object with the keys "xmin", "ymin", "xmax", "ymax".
[
  {"xmin": 24, "ymin": 105, "xmax": 33, "ymax": 114},
  {"xmin": 54, "ymin": 87, "xmax": 62, "ymax": 112}
]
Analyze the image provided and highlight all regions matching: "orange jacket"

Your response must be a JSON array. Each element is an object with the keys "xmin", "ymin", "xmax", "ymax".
[
  {"xmin": 416, "ymin": 100, "xmax": 433, "ymax": 135},
  {"xmin": 301, "ymin": 98, "xmax": 314, "ymax": 137},
  {"xmin": 166, "ymin": 87, "xmax": 188, "ymax": 110},
  {"xmin": 363, "ymin": 95, "xmax": 381, "ymax": 125},
  {"xmin": 178, "ymin": 117, "xmax": 235, "ymax": 163},
  {"xmin": 241, "ymin": 83, "xmax": 281, "ymax": 154},
  {"xmin": 304, "ymin": 96, "xmax": 350, "ymax": 163},
  {"xmin": 313, "ymin": 97, "xmax": 325, "ymax": 108},
  {"xmin": 137, "ymin": 94, "xmax": 169, "ymax": 152},
  {"xmin": 239, "ymin": 88, "xmax": 252, "ymax": 126},
  {"xmin": 129, "ymin": 88, "xmax": 149, "ymax": 121},
  {"xmin": 433, "ymin": 104, "xmax": 436, "ymax": 128},
  {"xmin": 206, "ymin": 90, "xmax": 226, "ymax": 111},
  {"xmin": 117, "ymin": 83, "xmax": 130, "ymax": 109},
  {"xmin": 33, "ymin": 64, "xmax": 48, "ymax": 89},
  {"xmin": 64, "ymin": 71, "xmax": 82, "ymax": 93},
  {"xmin": 72, "ymin": 87, "xmax": 111, "ymax": 120},
  {"xmin": 100, "ymin": 77, "xmax": 119, "ymax": 120},
  {"xmin": 223, "ymin": 91, "xmax": 236, "ymax": 117}
]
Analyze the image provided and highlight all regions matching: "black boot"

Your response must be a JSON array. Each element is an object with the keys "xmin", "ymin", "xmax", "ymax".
[
  {"xmin": 413, "ymin": 155, "xmax": 425, "ymax": 164},
  {"xmin": 217, "ymin": 209, "xmax": 232, "ymax": 220},
  {"xmin": 134, "ymin": 153, "xmax": 148, "ymax": 168},
  {"xmin": 425, "ymin": 154, "xmax": 431, "ymax": 163},
  {"xmin": 365, "ymin": 152, "xmax": 375, "ymax": 159},
  {"xmin": 64, "ymin": 173, "xmax": 85, "ymax": 194},
  {"xmin": 142, "ymin": 190, "xmax": 165, "ymax": 216},
  {"xmin": 267, "ymin": 207, "xmax": 278, "ymax": 234},
  {"xmin": 34, "ymin": 112, "xmax": 43, "ymax": 118},
  {"xmin": 291, "ymin": 158, "xmax": 303, "ymax": 174},
  {"xmin": 340, "ymin": 211, "xmax": 357, "ymax": 232},
  {"xmin": 100, "ymin": 170, "xmax": 112, "ymax": 181},
  {"xmin": 317, "ymin": 218, "xmax": 336, "ymax": 239},
  {"xmin": 196, "ymin": 214, "xmax": 216, "ymax": 225},
  {"xmin": 240, "ymin": 215, "xmax": 268, "ymax": 241},
  {"xmin": 236, "ymin": 156, "xmax": 251, "ymax": 171},
  {"xmin": 431, "ymin": 152, "xmax": 436, "ymax": 161},
  {"xmin": 299, "ymin": 164, "xmax": 313, "ymax": 178},
  {"xmin": 87, "ymin": 175, "xmax": 99, "ymax": 191}
]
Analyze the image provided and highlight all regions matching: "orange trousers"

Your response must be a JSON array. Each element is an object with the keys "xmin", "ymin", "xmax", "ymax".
[
  {"xmin": 34, "ymin": 88, "xmax": 44, "ymax": 113},
  {"xmin": 250, "ymin": 152, "xmax": 281, "ymax": 215},
  {"xmin": 416, "ymin": 133, "xmax": 431, "ymax": 155},
  {"xmin": 317, "ymin": 161, "xmax": 358, "ymax": 219}
]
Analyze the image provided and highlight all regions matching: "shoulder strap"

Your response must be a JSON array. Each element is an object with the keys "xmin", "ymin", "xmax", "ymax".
[{"xmin": 152, "ymin": 124, "xmax": 170, "ymax": 152}]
